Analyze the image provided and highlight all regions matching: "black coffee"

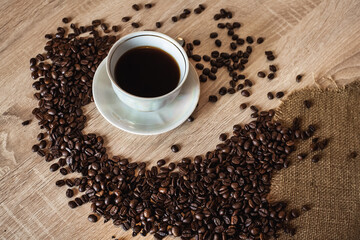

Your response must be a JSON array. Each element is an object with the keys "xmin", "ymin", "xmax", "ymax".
[{"xmin": 114, "ymin": 46, "xmax": 180, "ymax": 97}]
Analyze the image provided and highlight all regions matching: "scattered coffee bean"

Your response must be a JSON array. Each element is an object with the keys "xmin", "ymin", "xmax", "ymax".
[
  {"xmin": 219, "ymin": 87, "xmax": 227, "ymax": 95},
  {"xmin": 55, "ymin": 179, "xmax": 65, "ymax": 187},
  {"xmin": 237, "ymin": 84, "xmax": 244, "ymax": 91},
  {"xmin": 276, "ymin": 91, "xmax": 285, "ymax": 98},
  {"xmin": 268, "ymin": 73, "xmax": 275, "ymax": 80},
  {"xmin": 199, "ymin": 74, "xmax": 207, "ymax": 82},
  {"xmin": 269, "ymin": 65, "xmax": 277, "ymax": 72},
  {"xmin": 209, "ymin": 73, "xmax": 217, "ymax": 80},
  {"xmin": 131, "ymin": 22, "xmax": 140, "ymax": 28},
  {"xmin": 157, "ymin": 159, "xmax": 166, "ymax": 167},
  {"xmin": 37, "ymin": 133, "xmax": 44, "ymax": 141},
  {"xmin": 215, "ymin": 39, "xmax": 222, "ymax": 47},
  {"xmin": 112, "ymin": 25, "xmax": 119, "ymax": 32},
  {"xmin": 210, "ymin": 32, "xmax": 218, "ymax": 38},
  {"xmin": 144, "ymin": 3, "xmax": 152, "ymax": 8},
  {"xmin": 244, "ymin": 79, "xmax": 253, "ymax": 87},
  {"xmin": 267, "ymin": 92, "xmax": 274, "ymax": 100},
  {"xmin": 192, "ymin": 55, "xmax": 201, "ymax": 62},
  {"xmin": 171, "ymin": 16, "xmax": 178, "ymax": 22},
  {"xmin": 257, "ymin": 71, "xmax": 266, "ymax": 78},
  {"xmin": 296, "ymin": 74, "xmax": 303, "ymax": 82},
  {"xmin": 228, "ymin": 88, "xmax": 236, "ymax": 94},
  {"xmin": 171, "ymin": 145, "xmax": 180, "ymax": 152},
  {"xmin": 219, "ymin": 133, "xmax": 227, "ymax": 141},
  {"xmin": 209, "ymin": 95, "xmax": 218, "ymax": 102},
  {"xmin": 22, "ymin": 120, "xmax": 31, "ymax": 126},
  {"xmin": 132, "ymin": 4, "xmax": 140, "ymax": 11},
  {"xmin": 68, "ymin": 201, "xmax": 77, "ymax": 208},
  {"xmin": 311, "ymin": 154, "xmax": 320, "ymax": 163},
  {"xmin": 350, "ymin": 151, "xmax": 357, "ymax": 159},
  {"xmin": 246, "ymin": 36, "xmax": 254, "ymax": 44},
  {"xmin": 122, "ymin": 16, "xmax": 131, "ymax": 22},
  {"xmin": 194, "ymin": 7, "xmax": 202, "ymax": 14},
  {"xmin": 257, "ymin": 37, "xmax": 264, "ymax": 44},
  {"xmin": 230, "ymin": 42, "xmax": 237, "ymax": 50},
  {"xmin": 88, "ymin": 214, "xmax": 98, "ymax": 222},
  {"xmin": 50, "ymin": 163, "xmax": 59, "ymax": 172},
  {"xmin": 187, "ymin": 116, "xmax": 194, "ymax": 122},
  {"xmin": 193, "ymin": 40, "xmax": 201, "ymax": 46},
  {"xmin": 236, "ymin": 38, "xmax": 245, "ymax": 45},
  {"xmin": 241, "ymin": 90, "xmax": 250, "ymax": 97},
  {"xmin": 304, "ymin": 100, "xmax": 312, "ymax": 108},
  {"xmin": 202, "ymin": 55, "xmax": 210, "ymax": 61},
  {"xmin": 195, "ymin": 63, "xmax": 204, "ymax": 70},
  {"xmin": 66, "ymin": 188, "xmax": 74, "ymax": 198},
  {"xmin": 155, "ymin": 22, "xmax": 162, "ymax": 28},
  {"xmin": 32, "ymin": 145, "xmax": 39, "ymax": 152},
  {"xmin": 62, "ymin": 17, "xmax": 70, "ymax": 23}
]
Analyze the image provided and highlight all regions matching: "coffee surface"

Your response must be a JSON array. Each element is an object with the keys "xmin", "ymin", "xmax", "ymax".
[{"xmin": 114, "ymin": 46, "xmax": 180, "ymax": 97}]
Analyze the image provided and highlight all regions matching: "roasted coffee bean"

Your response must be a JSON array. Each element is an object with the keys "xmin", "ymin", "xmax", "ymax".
[
  {"xmin": 219, "ymin": 87, "xmax": 227, "ymax": 95},
  {"xmin": 122, "ymin": 16, "xmax": 131, "ymax": 22},
  {"xmin": 171, "ymin": 16, "xmax": 178, "ymax": 22},
  {"xmin": 50, "ymin": 163, "xmax": 59, "ymax": 172},
  {"xmin": 66, "ymin": 188, "xmax": 74, "ymax": 198},
  {"xmin": 228, "ymin": 88, "xmax": 235, "ymax": 94},
  {"xmin": 157, "ymin": 159, "xmax": 166, "ymax": 167},
  {"xmin": 246, "ymin": 36, "xmax": 254, "ymax": 44},
  {"xmin": 131, "ymin": 22, "xmax": 140, "ymax": 28},
  {"xmin": 350, "ymin": 151, "xmax": 357, "ymax": 159},
  {"xmin": 267, "ymin": 54, "xmax": 275, "ymax": 61},
  {"xmin": 269, "ymin": 65, "xmax": 277, "ymax": 72},
  {"xmin": 268, "ymin": 73, "xmax": 275, "ymax": 80},
  {"xmin": 187, "ymin": 116, "xmax": 194, "ymax": 122},
  {"xmin": 219, "ymin": 133, "xmax": 227, "ymax": 141},
  {"xmin": 257, "ymin": 72, "xmax": 266, "ymax": 78},
  {"xmin": 217, "ymin": 23, "xmax": 225, "ymax": 29},
  {"xmin": 112, "ymin": 25, "xmax": 119, "ymax": 32},
  {"xmin": 276, "ymin": 91, "xmax": 285, "ymax": 98},
  {"xmin": 236, "ymin": 38, "xmax": 245, "ymax": 45},
  {"xmin": 195, "ymin": 63, "xmax": 204, "ymax": 70},
  {"xmin": 194, "ymin": 7, "xmax": 202, "ymax": 14},
  {"xmin": 210, "ymin": 32, "xmax": 218, "ymax": 38},
  {"xmin": 241, "ymin": 90, "xmax": 250, "ymax": 97},
  {"xmin": 209, "ymin": 73, "xmax": 217, "ymax": 80},
  {"xmin": 132, "ymin": 4, "xmax": 140, "ymax": 11},
  {"xmin": 199, "ymin": 74, "xmax": 207, "ymax": 82},
  {"xmin": 56, "ymin": 179, "xmax": 65, "ymax": 187},
  {"xmin": 230, "ymin": 42, "xmax": 237, "ymax": 50},
  {"xmin": 155, "ymin": 22, "xmax": 162, "ymax": 28},
  {"xmin": 193, "ymin": 40, "xmax": 201, "ymax": 46},
  {"xmin": 257, "ymin": 37, "xmax": 264, "ymax": 44},
  {"xmin": 211, "ymin": 67, "xmax": 217, "ymax": 73},
  {"xmin": 37, "ymin": 133, "xmax": 44, "ymax": 141},
  {"xmin": 32, "ymin": 145, "xmax": 39, "ymax": 152},
  {"xmin": 202, "ymin": 55, "xmax": 210, "ymax": 61},
  {"xmin": 304, "ymin": 100, "xmax": 312, "ymax": 108},
  {"xmin": 215, "ymin": 39, "xmax": 222, "ymax": 47},
  {"xmin": 39, "ymin": 140, "xmax": 47, "ymax": 149},
  {"xmin": 171, "ymin": 145, "xmax": 180, "ymax": 152},
  {"xmin": 296, "ymin": 74, "xmax": 303, "ymax": 83},
  {"xmin": 227, "ymin": 29, "xmax": 234, "ymax": 36},
  {"xmin": 209, "ymin": 95, "xmax": 218, "ymax": 102},
  {"xmin": 240, "ymin": 103, "xmax": 247, "ymax": 110},
  {"xmin": 62, "ymin": 17, "xmax": 70, "ymax": 23},
  {"xmin": 68, "ymin": 200, "xmax": 77, "ymax": 208},
  {"xmin": 22, "ymin": 120, "xmax": 31, "ymax": 126},
  {"xmin": 211, "ymin": 51, "xmax": 219, "ymax": 58},
  {"xmin": 192, "ymin": 55, "xmax": 201, "ymax": 62},
  {"xmin": 88, "ymin": 214, "xmax": 98, "ymax": 222},
  {"xmin": 267, "ymin": 92, "xmax": 274, "ymax": 100},
  {"xmin": 100, "ymin": 23, "xmax": 108, "ymax": 31},
  {"xmin": 311, "ymin": 154, "xmax": 320, "ymax": 163},
  {"xmin": 145, "ymin": 3, "xmax": 152, "ymax": 8},
  {"xmin": 237, "ymin": 84, "xmax": 244, "ymax": 91},
  {"xmin": 244, "ymin": 79, "xmax": 253, "ymax": 87}
]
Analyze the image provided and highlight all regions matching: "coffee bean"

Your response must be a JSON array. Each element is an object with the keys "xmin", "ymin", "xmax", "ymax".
[
  {"xmin": 210, "ymin": 32, "xmax": 218, "ymax": 38},
  {"xmin": 62, "ymin": 17, "xmax": 70, "ymax": 23},
  {"xmin": 257, "ymin": 37, "xmax": 264, "ymax": 44},
  {"xmin": 296, "ymin": 74, "xmax": 303, "ymax": 83},
  {"xmin": 193, "ymin": 40, "xmax": 201, "ymax": 46},
  {"xmin": 241, "ymin": 90, "xmax": 250, "ymax": 97},
  {"xmin": 215, "ymin": 39, "xmax": 222, "ymax": 47},
  {"xmin": 157, "ymin": 159, "xmax": 166, "ymax": 167},
  {"xmin": 304, "ymin": 100, "xmax": 312, "ymax": 108},
  {"xmin": 145, "ymin": 3, "xmax": 152, "ymax": 8},
  {"xmin": 209, "ymin": 95, "xmax": 218, "ymax": 102},
  {"xmin": 39, "ymin": 140, "xmax": 47, "ymax": 149},
  {"xmin": 68, "ymin": 200, "xmax": 77, "ymax": 208},
  {"xmin": 50, "ymin": 163, "xmax": 59, "ymax": 172},
  {"xmin": 350, "ymin": 151, "xmax": 357, "ymax": 159},
  {"xmin": 171, "ymin": 16, "xmax": 178, "ymax": 22},
  {"xmin": 202, "ymin": 55, "xmax": 210, "ymax": 61},
  {"xmin": 311, "ymin": 154, "xmax": 320, "ymax": 163},
  {"xmin": 267, "ymin": 55, "xmax": 275, "ymax": 61},
  {"xmin": 244, "ymin": 79, "xmax": 253, "ymax": 87},
  {"xmin": 269, "ymin": 65, "xmax": 277, "ymax": 72},
  {"xmin": 268, "ymin": 73, "xmax": 275, "ymax": 80},
  {"xmin": 195, "ymin": 63, "xmax": 204, "ymax": 70},
  {"xmin": 302, "ymin": 205, "xmax": 311, "ymax": 211},
  {"xmin": 37, "ymin": 133, "xmax": 44, "ymax": 141},
  {"xmin": 199, "ymin": 74, "xmax": 207, "ymax": 82},
  {"xmin": 66, "ymin": 188, "xmax": 74, "ymax": 198},
  {"xmin": 131, "ymin": 22, "xmax": 140, "ymax": 28},
  {"xmin": 88, "ymin": 214, "xmax": 98, "ymax": 222},
  {"xmin": 211, "ymin": 51, "xmax": 219, "ymax": 58},
  {"xmin": 276, "ymin": 92, "xmax": 284, "ymax": 98},
  {"xmin": 192, "ymin": 55, "xmax": 201, "ymax": 62},
  {"xmin": 194, "ymin": 8, "xmax": 202, "ymax": 14},
  {"xmin": 122, "ymin": 16, "xmax": 131, "ymax": 22},
  {"xmin": 209, "ymin": 73, "xmax": 217, "ymax": 80},
  {"xmin": 267, "ymin": 92, "xmax": 274, "ymax": 100},
  {"xmin": 219, "ymin": 87, "xmax": 227, "ymax": 95},
  {"xmin": 112, "ymin": 25, "xmax": 119, "ymax": 32},
  {"xmin": 22, "ymin": 120, "xmax": 31, "ymax": 126},
  {"xmin": 239, "ymin": 104, "xmax": 247, "ymax": 111},
  {"xmin": 32, "ymin": 145, "xmax": 39, "ymax": 152},
  {"xmin": 155, "ymin": 22, "xmax": 162, "ymax": 28},
  {"xmin": 217, "ymin": 23, "xmax": 225, "ymax": 29},
  {"xmin": 132, "ymin": 4, "xmax": 140, "ymax": 11},
  {"xmin": 236, "ymin": 38, "xmax": 245, "ymax": 45},
  {"xmin": 228, "ymin": 88, "xmax": 235, "ymax": 94},
  {"xmin": 230, "ymin": 42, "xmax": 237, "ymax": 50},
  {"xmin": 56, "ymin": 179, "xmax": 65, "ymax": 187},
  {"xmin": 171, "ymin": 145, "xmax": 180, "ymax": 152},
  {"xmin": 227, "ymin": 29, "xmax": 234, "ymax": 36},
  {"xmin": 187, "ymin": 116, "xmax": 194, "ymax": 122},
  {"xmin": 246, "ymin": 36, "xmax": 254, "ymax": 44},
  {"xmin": 237, "ymin": 84, "xmax": 244, "ymax": 91},
  {"xmin": 257, "ymin": 72, "xmax": 266, "ymax": 78}
]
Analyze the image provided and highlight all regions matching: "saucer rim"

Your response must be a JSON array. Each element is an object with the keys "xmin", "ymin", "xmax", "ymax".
[{"xmin": 92, "ymin": 57, "xmax": 200, "ymax": 135}]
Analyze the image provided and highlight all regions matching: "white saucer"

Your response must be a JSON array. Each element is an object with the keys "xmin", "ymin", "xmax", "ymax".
[{"xmin": 92, "ymin": 58, "xmax": 200, "ymax": 135}]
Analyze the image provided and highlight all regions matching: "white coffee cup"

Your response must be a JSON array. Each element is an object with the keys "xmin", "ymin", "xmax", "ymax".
[{"xmin": 106, "ymin": 31, "xmax": 189, "ymax": 112}]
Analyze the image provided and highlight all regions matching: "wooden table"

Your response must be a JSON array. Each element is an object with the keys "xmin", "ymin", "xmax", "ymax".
[{"xmin": 1, "ymin": 0, "xmax": 359, "ymax": 239}]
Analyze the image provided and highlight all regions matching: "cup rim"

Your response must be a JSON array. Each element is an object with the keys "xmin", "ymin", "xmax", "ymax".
[{"xmin": 106, "ymin": 31, "xmax": 189, "ymax": 101}]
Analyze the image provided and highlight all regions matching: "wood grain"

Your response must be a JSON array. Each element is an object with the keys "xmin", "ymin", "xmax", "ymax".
[{"xmin": 0, "ymin": 0, "xmax": 359, "ymax": 239}]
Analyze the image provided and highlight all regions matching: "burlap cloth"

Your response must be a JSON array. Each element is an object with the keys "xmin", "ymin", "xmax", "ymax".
[{"xmin": 268, "ymin": 81, "xmax": 360, "ymax": 240}]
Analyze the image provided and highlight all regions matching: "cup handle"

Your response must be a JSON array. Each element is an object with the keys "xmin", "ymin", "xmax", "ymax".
[{"xmin": 175, "ymin": 37, "xmax": 185, "ymax": 47}]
